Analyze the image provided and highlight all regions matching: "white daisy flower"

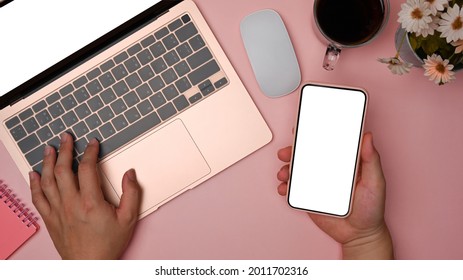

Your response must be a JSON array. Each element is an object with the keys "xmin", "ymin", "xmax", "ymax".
[
  {"xmin": 398, "ymin": 0, "xmax": 433, "ymax": 34},
  {"xmin": 437, "ymin": 4, "xmax": 463, "ymax": 43},
  {"xmin": 423, "ymin": 54, "xmax": 455, "ymax": 84},
  {"xmin": 378, "ymin": 57, "xmax": 414, "ymax": 75},
  {"xmin": 417, "ymin": 14, "xmax": 440, "ymax": 37},
  {"xmin": 451, "ymin": 39, "xmax": 463, "ymax": 53},
  {"xmin": 425, "ymin": 0, "xmax": 449, "ymax": 15}
]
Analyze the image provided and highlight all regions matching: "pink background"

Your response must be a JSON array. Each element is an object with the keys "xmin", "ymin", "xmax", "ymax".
[{"xmin": 3, "ymin": 0, "xmax": 463, "ymax": 259}]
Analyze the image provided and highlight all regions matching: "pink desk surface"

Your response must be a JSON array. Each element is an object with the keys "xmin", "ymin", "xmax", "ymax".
[{"xmin": 3, "ymin": 0, "xmax": 463, "ymax": 260}]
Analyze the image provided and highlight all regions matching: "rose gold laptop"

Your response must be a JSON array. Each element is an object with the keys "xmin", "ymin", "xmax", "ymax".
[{"xmin": 0, "ymin": 0, "xmax": 272, "ymax": 218}]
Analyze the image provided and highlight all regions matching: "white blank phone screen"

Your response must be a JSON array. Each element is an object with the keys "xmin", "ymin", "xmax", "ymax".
[{"xmin": 288, "ymin": 85, "xmax": 366, "ymax": 216}]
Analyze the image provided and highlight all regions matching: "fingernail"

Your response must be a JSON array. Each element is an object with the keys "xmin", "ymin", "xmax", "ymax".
[
  {"xmin": 127, "ymin": 169, "xmax": 136, "ymax": 181},
  {"xmin": 89, "ymin": 138, "xmax": 99, "ymax": 145},
  {"xmin": 29, "ymin": 171, "xmax": 35, "ymax": 181},
  {"xmin": 60, "ymin": 132, "xmax": 68, "ymax": 143},
  {"xmin": 44, "ymin": 145, "xmax": 52, "ymax": 156}
]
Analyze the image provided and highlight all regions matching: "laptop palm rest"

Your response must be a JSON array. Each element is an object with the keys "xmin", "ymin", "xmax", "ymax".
[{"xmin": 100, "ymin": 119, "xmax": 211, "ymax": 215}]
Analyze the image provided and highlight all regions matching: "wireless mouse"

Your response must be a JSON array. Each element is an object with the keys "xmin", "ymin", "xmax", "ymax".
[{"xmin": 240, "ymin": 9, "xmax": 301, "ymax": 98}]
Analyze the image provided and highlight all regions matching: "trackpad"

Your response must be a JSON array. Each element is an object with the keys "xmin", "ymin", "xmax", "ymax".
[{"xmin": 100, "ymin": 119, "xmax": 211, "ymax": 215}]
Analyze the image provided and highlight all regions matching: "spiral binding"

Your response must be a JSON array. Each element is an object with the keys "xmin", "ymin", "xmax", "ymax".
[{"xmin": 0, "ymin": 180, "xmax": 38, "ymax": 228}]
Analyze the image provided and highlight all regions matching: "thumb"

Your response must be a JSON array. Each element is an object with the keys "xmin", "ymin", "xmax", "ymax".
[
  {"xmin": 117, "ymin": 169, "xmax": 142, "ymax": 224},
  {"xmin": 359, "ymin": 132, "xmax": 386, "ymax": 188}
]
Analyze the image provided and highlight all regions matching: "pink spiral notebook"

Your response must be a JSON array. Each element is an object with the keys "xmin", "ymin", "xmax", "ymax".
[{"xmin": 0, "ymin": 180, "xmax": 39, "ymax": 259}]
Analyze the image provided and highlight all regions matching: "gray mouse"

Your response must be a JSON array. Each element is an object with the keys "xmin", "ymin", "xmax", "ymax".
[{"xmin": 240, "ymin": 9, "xmax": 301, "ymax": 98}]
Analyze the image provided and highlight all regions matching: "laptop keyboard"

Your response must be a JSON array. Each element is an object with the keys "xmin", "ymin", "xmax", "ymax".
[{"xmin": 4, "ymin": 13, "xmax": 229, "ymax": 173}]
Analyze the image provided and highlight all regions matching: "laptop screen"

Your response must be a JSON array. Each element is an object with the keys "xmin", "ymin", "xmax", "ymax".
[{"xmin": 0, "ymin": 0, "xmax": 160, "ymax": 98}]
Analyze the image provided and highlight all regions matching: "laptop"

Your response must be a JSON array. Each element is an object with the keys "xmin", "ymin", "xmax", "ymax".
[{"xmin": 0, "ymin": 0, "xmax": 272, "ymax": 218}]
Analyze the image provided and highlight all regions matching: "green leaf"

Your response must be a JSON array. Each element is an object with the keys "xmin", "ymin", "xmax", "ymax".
[{"xmin": 408, "ymin": 33, "xmax": 420, "ymax": 50}]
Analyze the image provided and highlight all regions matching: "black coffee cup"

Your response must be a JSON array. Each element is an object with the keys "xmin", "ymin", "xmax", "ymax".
[{"xmin": 314, "ymin": 0, "xmax": 390, "ymax": 70}]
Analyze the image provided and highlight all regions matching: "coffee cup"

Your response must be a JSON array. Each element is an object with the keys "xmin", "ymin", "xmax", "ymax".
[{"xmin": 313, "ymin": 0, "xmax": 390, "ymax": 71}]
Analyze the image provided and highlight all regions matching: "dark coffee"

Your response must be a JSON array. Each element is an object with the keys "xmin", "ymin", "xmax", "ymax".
[{"xmin": 315, "ymin": 0, "xmax": 386, "ymax": 46}]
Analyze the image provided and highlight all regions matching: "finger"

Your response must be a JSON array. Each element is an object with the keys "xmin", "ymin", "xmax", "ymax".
[
  {"xmin": 117, "ymin": 169, "xmax": 141, "ymax": 225},
  {"xmin": 29, "ymin": 171, "xmax": 51, "ymax": 216},
  {"xmin": 78, "ymin": 139, "xmax": 104, "ymax": 201},
  {"xmin": 277, "ymin": 165, "xmax": 290, "ymax": 182},
  {"xmin": 277, "ymin": 146, "xmax": 292, "ymax": 162},
  {"xmin": 40, "ymin": 145, "xmax": 61, "ymax": 207},
  {"xmin": 54, "ymin": 133, "xmax": 78, "ymax": 197},
  {"xmin": 277, "ymin": 182, "xmax": 288, "ymax": 196},
  {"xmin": 359, "ymin": 132, "xmax": 386, "ymax": 188}
]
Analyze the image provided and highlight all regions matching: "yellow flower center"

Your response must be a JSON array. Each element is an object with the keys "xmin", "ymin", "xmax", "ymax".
[
  {"xmin": 436, "ymin": 63, "xmax": 446, "ymax": 74},
  {"xmin": 452, "ymin": 16, "xmax": 463, "ymax": 30},
  {"xmin": 411, "ymin": 8, "xmax": 423, "ymax": 20}
]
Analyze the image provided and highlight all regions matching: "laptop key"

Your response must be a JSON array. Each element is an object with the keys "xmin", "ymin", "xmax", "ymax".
[
  {"xmin": 188, "ymin": 59, "xmax": 220, "ymax": 85},
  {"xmin": 138, "ymin": 65, "xmax": 155, "ymax": 82},
  {"xmin": 36, "ymin": 110, "xmax": 52, "ymax": 126},
  {"xmin": 155, "ymin": 27, "xmax": 169, "ymax": 40},
  {"xmin": 151, "ymin": 57, "xmax": 167, "ymax": 74},
  {"xmin": 141, "ymin": 35, "xmax": 156, "ymax": 48},
  {"xmin": 74, "ymin": 87, "xmax": 91, "ymax": 103},
  {"xmin": 23, "ymin": 118, "xmax": 39, "ymax": 133},
  {"xmin": 189, "ymin": 34, "xmax": 205, "ymax": 51},
  {"xmin": 101, "ymin": 88, "xmax": 117, "ymax": 104},
  {"xmin": 112, "ymin": 115, "xmax": 129, "ymax": 131},
  {"xmin": 181, "ymin": 14, "xmax": 191, "ymax": 23},
  {"xmin": 46, "ymin": 92, "xmax": 61, "ymax": 105},
  {"xmin": 110, "ymin": 99, "xmax": 128, "ymax": 115},
  {"xmin": 86, "ymin": 130, "xmax": 103, "ymax": 142},
  {"xmin": 124, "ymin": 57, "xmax": 141, "ymax": 73},
  {"xmin": 137, "ymin": 100, "xmax": 154, "ymax": 116},
  {"xmin": 47, "ymin": 136, "xmax": 61, "ymax": 150},
  {"xmin": 85, "ymin": 114, "xmax": 102, "ymax": 130},
  {"xmin": 87, "ymin": 68, "xmax": 102, "ymax": 81},
  {"xmin": 168, "ymin": 19, "xmax": 183, "ymax": 32},
  {"xmin": 187, "ymin": 47, "xmax": 212, "ymax": 69},
  {"xmin": 163, "ymin": 34, "xmax": 179, "ymax": 50},
  {"xmin": 18, "ymin": 134, "xmax": 40, "ymax": 153},
  {"xmin": 113, "ymin": 80, "xmax": 130, "ymax": 97},
  {"xmin": 101, "ymin": 59, "xmax": 115, "ymax": 73},
  {"xmin": 114, "ymin": 51, "xmax": 129, "ymax": 64},
  {"xmin": 176, "ymin": 43, "xmax": 193, "ymax": 59},
  {"xmin": 73, "ymin": 76, "xmax": 88, "ymax": 89},
  {"xmin": 161, "ymin": 68, "xmax": 178, "ymax": 85},
  {"xmin": 173, "ymin": 95, "xmax": 189, "ymax": 112},
  {"xmin": 25, "ymin": 145, "xmax": 46, "ymax": 166},
  {"xmin": 158, "ymin": 102, "xmax": 177, "ymax": 121},
  {"xmin": 175, "ymin": 77, "xmax": 192, "ymax": 93},
  {"xmin": 37, "ymin": 126, "xmax": 53, "ymax": 142},
  {"xmin": 62, "ymin": 111, "xmax": 79, "ymax": 127},
  {"xmin": 19, "ymin": 108, "xmax": 33, "ymax": 121},
  {"xmin": 189, "ymin": 93, "xmax": 202, "ymax": 104},
  {"xmin": 100, "ymin": 111, "xmax": 161, "ymax": 158},
  {"xmin": 10, "ymin": 125, "xmax": 27, "ymax": 141},
  {"xmin": 99, "ymin": 72, "xmax": 116, "ymax": 88},
  {"xmin": 60, "ymin": 84, "xmax": 74, "ymax": 97},
  {"xmin": 112, "ymin": 64, "xmax": 129, "ymax": 80},
  {"xmin": 128, "ymin": 43, "xmax": 142, "ymax": 56},
  {"xmin": 74, "ymin": 138, "xmax": 88, "ymax": 155},
  {"xmin": 136, "ymin": 84, "xmax": 153, "ymax": 100},
  {"xmin": 97, "ymin": 106, "xmax": 115, "ymax": 123},
  {"xmin": 164, "ymin": 50, "xmax": 180, "ymax": 66},
  {"xmin": 148, "ymin": 76, "xmax": 165, "ymax": 92},
  {"xmin": 73, "ymin": 121, "xmax": 90, "ymax": 138},
  {"xmin": 62, "ymin": 95, "xmax": 78, "ymax": 110},
  {"xmin": 75, "ymin": 103, "xmax": 91, "ymax": 119},
  {"xmin": 176, "ymin": 22, "xmax": 198, "ymax": 42},
  {"xmin": 99, "ymin": 122, "xmax": 116, "ymax": 138},
  {"xmin": 124, "ymin": 107, "xmax": 141, "ymax": 123},
  {"xmin": 32, "ymin": 100, "xmax": 47, "ymax": 113},
  {"xmin": 88, "ymin": 96, "xmax": 104, "ymax": 112},
  {"xmin": 174, "ymin": 61, "xmax": 191, "ymax": 77},
  {"xmin": 5, "ymin": 116, "xmax": 20, "ymax": 129},
  {"xmin": 50, "ymin": 119, "xmax": 66, "ymax": 134},
  {"xmin": 87, "ymin": 80, "xmax": 103, "ymax": 95},
  {"xmin": 126, "ymin": 73, "xmax": 142, "ymax": 89},
  {"xmin": 137, "ymin": 49, "xmax": 154, "ymax": 65},
  {"xmin": 149, "ymin": 92, "xmax": 167, "ymax": 108},
  {"xmin": 149, "ymin": 41, "xmax": 166, "ymax": 58},
  {"xmin": 163, "ymin": 85, "xmax": 179, "ymax": 101}
]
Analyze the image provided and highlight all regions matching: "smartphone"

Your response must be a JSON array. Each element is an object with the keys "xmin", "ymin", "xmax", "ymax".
[{"xmin": 287, "ymin": 83, "xmax": 367, "ymax": 217}]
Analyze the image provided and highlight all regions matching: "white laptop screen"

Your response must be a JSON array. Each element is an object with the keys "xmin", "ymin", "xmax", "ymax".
[{"xmin": 0, "ymin": 0, "xmax": 160, "ymax": 98}]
